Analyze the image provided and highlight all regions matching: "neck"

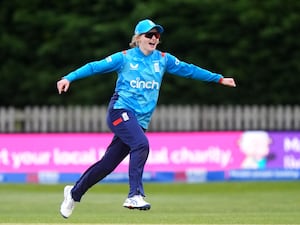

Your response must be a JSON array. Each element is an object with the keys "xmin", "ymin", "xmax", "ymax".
[{"xmin": 139, "ymin": 46, "xmax": 153, "ymax": 56}]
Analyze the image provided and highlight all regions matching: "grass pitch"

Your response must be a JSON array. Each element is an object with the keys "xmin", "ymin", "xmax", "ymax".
[{"xmin": 0, "ymin": 181, "xmax": 299, "ymax": 224}]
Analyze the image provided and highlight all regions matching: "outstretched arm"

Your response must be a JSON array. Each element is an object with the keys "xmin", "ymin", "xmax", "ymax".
[
  {"xmin": 165, "ymin": 53, "xmax": 237, "ymax": 87},
  {"xmin": 56, "ymin": 52, "xmax": 124, "ymax": 94}
]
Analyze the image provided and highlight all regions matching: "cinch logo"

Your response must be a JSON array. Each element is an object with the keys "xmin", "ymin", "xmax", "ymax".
[{"xmin": 130, "ymin": 77, "xmax": 159, "ymax": 89}]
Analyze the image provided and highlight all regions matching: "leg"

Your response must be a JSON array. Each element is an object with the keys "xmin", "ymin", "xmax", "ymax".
[
  {"xmin": 71, "ymin": 135, "xmax": 130, "ymax": 201},
  {"xmin": 60, "ymin": 122, "xmax": 130, "ymax": 218},
  {"xmin": 60, "ymin": 106, "xmax": 150, "ymax": 217},
  {"xmin": 107, "ymin": 109, "xmax": 149, "ymax": 198}
]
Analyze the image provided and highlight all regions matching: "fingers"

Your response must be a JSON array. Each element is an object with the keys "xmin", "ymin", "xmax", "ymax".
[
  {"xmin": 57, "ymin": 81, "xmax": 63, "ymax": 94},
  {"xmin": 222, "ymin": 78, "xmax": 236, "ymax": 87},
  {"xmin": 57, "ymin": 79, "xmax": 70, "ymax": 94},
  {"xmin": 229, "ymin": 78, "xmax": 236, "ymax": 87}
]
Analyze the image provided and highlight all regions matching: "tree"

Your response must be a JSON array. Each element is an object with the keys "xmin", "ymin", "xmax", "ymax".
[{"xmin": 1, "ymin": 0, "xmax": 300, "ymax": 106}]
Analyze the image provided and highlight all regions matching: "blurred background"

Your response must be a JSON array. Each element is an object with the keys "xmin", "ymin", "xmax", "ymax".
[
  {"xmin": 1, "ymin": 0, "xmax": 299, "ymax": 107},
  {"xmin": 1, "ymin": 0, "xmax": 300, "ymax": 132},
  {"xmin": 1, "ymin": 0, "xmax": 300, "ymax": 183}
]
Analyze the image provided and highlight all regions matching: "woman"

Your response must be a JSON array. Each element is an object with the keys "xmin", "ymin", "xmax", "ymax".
[{"xmin": 57, "ymin": 19, "xmax": 236, "ymax": 218}]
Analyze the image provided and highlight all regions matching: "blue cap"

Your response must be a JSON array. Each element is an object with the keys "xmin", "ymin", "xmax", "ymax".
[{"xmin": 134, "ymin": 19, "xmax": 164, "ymax": 35}]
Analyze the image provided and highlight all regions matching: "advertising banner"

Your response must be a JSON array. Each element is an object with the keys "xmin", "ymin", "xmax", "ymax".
[
  {"xmin": 268, "ymin": 132, "xmax": 300, "ymax": 169},
  {"xmin": 1, "ymin": 131, "xmax": 300, "ymax": 175}
]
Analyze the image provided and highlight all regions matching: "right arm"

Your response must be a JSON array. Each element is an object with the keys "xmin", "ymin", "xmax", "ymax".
[{"xmin": 57, "ymin": 52, "xmax": 124, "ymax": 94}]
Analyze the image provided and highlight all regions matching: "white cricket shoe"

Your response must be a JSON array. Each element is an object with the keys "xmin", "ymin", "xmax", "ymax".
[
  {"xmin": 123, "ymin": 195, "xmax": 151, "ymax": 210},
  {"xmin": 60, "ymin": 185, "xmax": 75, "ymax": 218}
]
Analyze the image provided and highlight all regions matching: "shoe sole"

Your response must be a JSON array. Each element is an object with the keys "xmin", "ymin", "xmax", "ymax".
[
  {"xmin": 60, "ymin": 212, "xmax": 68, "ymax": 219},
  {"xmin": 123, "ymin": 205, "xmax": 151, "ymax": 210}
]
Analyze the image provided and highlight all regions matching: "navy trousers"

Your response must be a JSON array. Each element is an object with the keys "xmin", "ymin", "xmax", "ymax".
[{"xmin": 71, "ymin": 104, "xmax": 149, "ymax": 202}]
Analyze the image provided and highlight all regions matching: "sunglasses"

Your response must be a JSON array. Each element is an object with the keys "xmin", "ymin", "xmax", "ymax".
[{"xmin": 144, "ymin": 32, "xmax": 161, "ymax": 39}]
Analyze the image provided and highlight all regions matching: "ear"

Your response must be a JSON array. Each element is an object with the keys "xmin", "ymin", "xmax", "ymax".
[
  {"xmin": 135, "ymin": 36, "xmax": 142, "ymax": 46},
  {"xmin": 136, "ymin": 35, "xmax": 142, "ymax": 41}
]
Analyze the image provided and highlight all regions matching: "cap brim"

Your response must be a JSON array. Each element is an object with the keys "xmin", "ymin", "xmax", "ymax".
[{"xmin": 153, "ymin": 25, "xmax": 164, "ymax": 33}]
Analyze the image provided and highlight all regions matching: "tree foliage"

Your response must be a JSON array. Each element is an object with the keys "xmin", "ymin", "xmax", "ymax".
[{"xmin": 1, "ymin": 0, "xmax": 299, "ymax": 106}]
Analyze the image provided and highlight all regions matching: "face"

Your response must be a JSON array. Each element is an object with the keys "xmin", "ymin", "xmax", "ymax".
[{"xmin": 138, "ymin": 28, "xmax": 160, "ymax": 55}]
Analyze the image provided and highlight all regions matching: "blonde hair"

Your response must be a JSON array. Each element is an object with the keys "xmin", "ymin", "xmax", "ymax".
[{"xmin": 129, "ymin": 34, "xmax": 139, "ymax": 48}]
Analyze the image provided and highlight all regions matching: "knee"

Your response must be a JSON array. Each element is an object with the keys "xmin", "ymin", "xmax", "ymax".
[
  {"xmin": 140, "ymin": 137, "xmax": 149, "ymax": 150},
  {"xmin": 133, "ymin": 137, "xmax": 149, "ymax": 152}
]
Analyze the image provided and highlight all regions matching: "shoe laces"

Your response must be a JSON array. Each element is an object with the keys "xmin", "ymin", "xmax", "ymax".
[{"xmin": 133, "ymin": 195, "xmax": 147, "ymax": 204}]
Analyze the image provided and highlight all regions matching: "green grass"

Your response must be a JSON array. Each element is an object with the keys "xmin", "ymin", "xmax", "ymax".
[{"xmin": 0, "ymin": 181, "xmax": 299, "ymax": 224}]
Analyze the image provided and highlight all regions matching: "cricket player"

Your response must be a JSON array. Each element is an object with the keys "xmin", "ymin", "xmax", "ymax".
[{"xmin": 57, "ymin": 19, "xmax": 236, "ymax": 218}]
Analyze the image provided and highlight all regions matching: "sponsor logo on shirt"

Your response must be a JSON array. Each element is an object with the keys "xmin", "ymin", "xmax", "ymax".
[
  {"xmin": 154, "ymin": 62, "xmax": 160, "ymax": 72},
  {"xmin": 130, "ymin": 63, "xmax": 139, "ymax": 70},
  {"xmin": 130, "ymin": 77, "xmax": 159, "ymax": 90}
]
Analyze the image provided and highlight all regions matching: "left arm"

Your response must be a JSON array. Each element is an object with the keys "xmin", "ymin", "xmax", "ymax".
[{"xmin": 165, "ymin": 53, "xmax": 236, "ymax": 87}]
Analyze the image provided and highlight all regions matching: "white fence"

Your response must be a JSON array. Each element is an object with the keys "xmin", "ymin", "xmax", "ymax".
[{"xmin": 0, "ymin": 105, "xmax": 300, "ymax": 132}]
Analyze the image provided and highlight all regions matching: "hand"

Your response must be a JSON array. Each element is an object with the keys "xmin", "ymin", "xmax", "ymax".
[
  {"xmin": 220, "ymin": 78, "xmax": 236, "ymax": 87},
  {"xmin": 57, "ymin": 78, "xmax": 70, "ymax": 94}
]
